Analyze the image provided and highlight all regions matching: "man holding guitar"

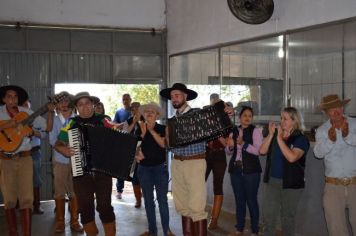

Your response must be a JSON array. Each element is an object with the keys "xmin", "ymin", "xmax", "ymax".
[{"xmin": 0, "ymin": 85, "xmax": 55, "ymax": 236}]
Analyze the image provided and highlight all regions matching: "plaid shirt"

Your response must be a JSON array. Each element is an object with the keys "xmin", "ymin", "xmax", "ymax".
[
  {"xmin": 171, "ymin": 105, "xmax": 206, "ymax": 157},
  {"xmin": 172, "ymin": 142, "xmax": 206, "ymax": 156}
]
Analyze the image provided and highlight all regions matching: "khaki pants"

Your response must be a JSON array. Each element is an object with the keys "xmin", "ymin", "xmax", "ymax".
[
  {"xmin": 53, "ymin": 160, "xmax": 75, "ymax": 199},
  {"xmin": 172, "ymin": 158, "xmax": 208, "ymax": 222},
  {"xmin": 0, "ymin": 156, "xmax": 33, "ymax": 209},
  {"xmin": 323, "ymin": 183, "xmax": 356, "ymax": 236}
]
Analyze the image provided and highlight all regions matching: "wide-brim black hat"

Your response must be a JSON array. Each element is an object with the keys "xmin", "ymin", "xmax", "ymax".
[
  {"xmin": 159, "ymin": 83, "xmax": 197, "ymax": 101},
  {"xmin": 0, "ymin": 85, "xmax": 29, "ymax": 106}
]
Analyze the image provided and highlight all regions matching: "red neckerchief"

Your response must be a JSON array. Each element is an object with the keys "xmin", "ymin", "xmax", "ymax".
[{"xmin": 6, "ymin": 106, "xmax": 19, "ymax": 118}]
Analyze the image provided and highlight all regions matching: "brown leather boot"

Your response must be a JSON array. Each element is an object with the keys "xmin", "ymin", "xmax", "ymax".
[
  {"xmin": 5, "ymin": 208, "xmax": 18, "ymax": 236},
  {"xmin": 54, "ymin": 198, "xmax": 65, "ymax": 233},
  {"xmin": 83, "ymin": 221, "xmax": 99, "ymax": 236},
  {"xmin": 103, "ymin": 221, "xmax": 116, "ymax": 236},
  {"xmin": 69, "ymin": 196, "xmax": 83, "ymax": 232},
  {"xmin": 20, "ymin": 208, "xmax": 32, "ymax": 236},
  {"xmin": 208, "ymin": 195, "xmax": 223, "ymax": 230},
  {"xmin": 133, "ymin": 184, "xmax": 142, "ymax": 208},
  {"xmin": 32, "ymin": 187, "xmax": 44, "ymax": 215},
  {"xmin": 193, "ymin": 219, "xmax": 207, "ymax": 236},
  {"xmin": 182, "ymin": 216, "xmax": 193, "ymax": 236}
]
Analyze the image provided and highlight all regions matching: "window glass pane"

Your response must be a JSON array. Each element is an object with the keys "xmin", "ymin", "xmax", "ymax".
[
  {"xmin": 222, "ymin": 36, "xmax": 284, "ymax": 124},
  {"xmin": 344, "ymin": 20, "xmax": 356, "ymax": 116},
  {"xmin": 289, "ymin": 24, "xmax": 343, "ymax": 125}
]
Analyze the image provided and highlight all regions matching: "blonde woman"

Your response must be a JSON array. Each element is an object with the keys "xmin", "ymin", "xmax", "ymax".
[{"xmin": 259, "ymin": 107, "xmax": 310, "ymax": 236}]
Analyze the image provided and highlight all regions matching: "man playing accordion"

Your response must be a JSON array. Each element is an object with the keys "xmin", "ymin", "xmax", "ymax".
[
  {"xmin": 160, "ymin": 83, "xmax": 234, "ymax": 236},
  {"xmin": 54, "ymin": 92, "xmax": 120, "ymax": 236}
]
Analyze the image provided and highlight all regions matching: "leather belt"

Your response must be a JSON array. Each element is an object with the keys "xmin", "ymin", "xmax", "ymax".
[
  {"xmin": 325, "ymin": 176, "xmax": 356, "ymax": 186},
  {"xmin": 0, "ymin": 151, "xmax": 32, "ymax": 160},
  {"xmin": 174, "ymin": 153, "xmax": 206, "ymax": 161}
]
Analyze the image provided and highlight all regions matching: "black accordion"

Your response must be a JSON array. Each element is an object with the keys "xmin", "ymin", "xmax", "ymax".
[
  {"xmin": 68, "ymin": 126, "xmax": 138, "ymax": 179},
  {"xmin": 167, "ymin": 100, "xmax": 233, "ymax": 148}
]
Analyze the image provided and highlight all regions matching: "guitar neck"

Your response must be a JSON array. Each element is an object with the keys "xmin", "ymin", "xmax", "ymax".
[{"xmin": 21, "ymin": 103, "xmax": 49, "ymax": 126}]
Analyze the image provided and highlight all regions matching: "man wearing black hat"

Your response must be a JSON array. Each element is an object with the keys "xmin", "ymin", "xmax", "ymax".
[
  {"xmin": 314, "ymin": 94, "xmax": 356, "ymax": 236},
  {"xmin": 54, "ymin": 91, "xmax": 119, "ymax": 236},
  {"xmin": 160, "ymin": 83, "xmax": 233, "ymax": 236},
  {"xmin": 0, "ymin": 85, "xmax": 55, "ymax": 236}
]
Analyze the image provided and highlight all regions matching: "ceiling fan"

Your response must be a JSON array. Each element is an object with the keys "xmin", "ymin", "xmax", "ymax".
[{"xmin": 227, "ymin": 0, "xmax": 274, "ymax": 24}]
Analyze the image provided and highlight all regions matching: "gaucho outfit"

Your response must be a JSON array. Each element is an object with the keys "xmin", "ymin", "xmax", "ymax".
[
  {"xmin": 57, "ymin": 113, "xmax": 116, "ymax": 235},
  {"xmin": 171, "ymin": 106, "xmax": 208, "ymax": 235}
]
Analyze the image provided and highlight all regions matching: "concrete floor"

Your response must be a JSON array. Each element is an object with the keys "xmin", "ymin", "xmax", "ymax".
[{"xmin": 0, "ymin": 182, "xmax": 258, "ymax": 236}]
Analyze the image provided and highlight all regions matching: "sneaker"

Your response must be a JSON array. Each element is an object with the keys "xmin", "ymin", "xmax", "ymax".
[{"xmin": 116, "ymin": 192, "xmax": 122, "ymax": 199}]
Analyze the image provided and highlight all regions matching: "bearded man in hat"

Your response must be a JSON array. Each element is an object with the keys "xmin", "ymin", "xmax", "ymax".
[
  {"xmin": 314, "ymin": 94, "xmax": 356, "ymax": 236},
  {"xmin": 160, "ymin": 83, "xmax": 233, "ymax": 236},
  {"xmin": 54, "ymin": 91, "xmax": 121, "ymax": 236},
  {"xmin": 0, "ymin": 85, "xmax": 55, "ymax": 236}
]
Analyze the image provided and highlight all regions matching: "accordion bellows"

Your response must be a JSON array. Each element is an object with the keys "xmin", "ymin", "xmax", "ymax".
[
  {"xmin": 168, "ymin": 101, "xmax": 233, "ymax": 148},
  {"xmin": 69, "ymin": 126, "xmax": 138, "ymax": 179}
]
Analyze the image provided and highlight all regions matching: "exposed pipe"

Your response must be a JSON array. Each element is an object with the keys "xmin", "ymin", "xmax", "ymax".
[{"xmin": 0, "ymin": 21, "xmax": 166, "ymax": 33}]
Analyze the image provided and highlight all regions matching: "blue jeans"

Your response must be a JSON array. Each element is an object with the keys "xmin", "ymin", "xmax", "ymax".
[
  {"xmin": 32, "ymin": 149, "xmax": 42, "ymax": 188},
  {"xmin": 138, "ymin": 163, "xmax": 170, "ymax": 236},
  {"xmin": 116, "ymin": 178, "xmax": 124, "ymax": 193},
  {"xmin": 230, "ymin": 166, "xmax": 261, "ymax": 234}
]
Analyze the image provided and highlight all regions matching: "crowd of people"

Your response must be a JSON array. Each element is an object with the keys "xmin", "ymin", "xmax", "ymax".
[{"xmin": 0, "ymin": 83, "xmax": 355, "ymax": 236}]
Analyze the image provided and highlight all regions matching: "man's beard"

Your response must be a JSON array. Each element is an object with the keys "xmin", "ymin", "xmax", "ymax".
[{"xmin": 172, "ymin": 101, "xmax": 185, "ymax": 109}]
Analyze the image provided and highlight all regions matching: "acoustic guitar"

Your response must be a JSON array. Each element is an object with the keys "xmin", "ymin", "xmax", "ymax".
[{"xmin": 0, "ymin": 92, "xmax": 68, "ymax": 153}]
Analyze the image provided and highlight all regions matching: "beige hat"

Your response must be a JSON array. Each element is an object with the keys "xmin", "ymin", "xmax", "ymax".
[
  {"xmin": 319, "ymin": 94, "xmax": 350, "ymax": 110},
  {"xmin": 73, "ymin": 92, "xmax": 100, "ymax": 106},
  {"xmin": 139, "ymin": 102, "xmax": 162, "ymax": 118}
]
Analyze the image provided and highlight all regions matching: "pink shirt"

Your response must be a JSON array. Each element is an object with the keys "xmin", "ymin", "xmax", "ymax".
[{"xmin": 226, "ymin": 127, "xmax": 263, "ymax": 161}]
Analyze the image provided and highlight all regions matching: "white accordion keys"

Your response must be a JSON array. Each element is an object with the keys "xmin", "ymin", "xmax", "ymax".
[{"xmin": 68, "ymin": 128, "xmax": 84, "ymax": 177}]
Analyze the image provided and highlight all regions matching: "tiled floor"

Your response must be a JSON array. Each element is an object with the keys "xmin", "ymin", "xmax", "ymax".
[{"xmin": 0, "ymin": 181, "xmax": 259, "ymax": 236}]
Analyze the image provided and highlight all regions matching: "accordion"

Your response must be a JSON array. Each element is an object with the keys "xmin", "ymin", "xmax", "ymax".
[
  {"xmin": 167, "ymin": 100, "xmax": 233, "ymax": 148},
  {"xmin": 68, "ymin": 126, "xmax": 138, "ymax": 179}
]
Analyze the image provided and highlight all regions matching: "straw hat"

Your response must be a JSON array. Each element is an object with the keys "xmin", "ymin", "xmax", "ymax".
[
  {"xmin": 319, "ymin": 94, "xmax": 350, "ymax": 110},
  {"xmin": 139, "ymin": 102, "xmax": 162, "ymax": 118},
  {"xmin": 73, "ymin": 92, "xmax": 100, "ymax": 106}
]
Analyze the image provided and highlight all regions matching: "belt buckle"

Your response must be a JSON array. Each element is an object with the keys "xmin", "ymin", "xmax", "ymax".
[
  {"xmin": 4, "ymin": 152, "xmax": 17, "ymax": 159},
  {"xmin": 341, "ymin": 177, "xmax": 351, "ymax": 186}
]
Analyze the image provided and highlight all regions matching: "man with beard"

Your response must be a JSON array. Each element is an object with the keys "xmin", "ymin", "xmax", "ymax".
[{"xmin": 160, "ymin": 83, "xmax": 233, "ymax": 236}]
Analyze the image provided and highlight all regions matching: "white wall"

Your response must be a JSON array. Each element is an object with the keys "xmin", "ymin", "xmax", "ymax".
[
  {"xmin": 0, "ymin": 0, "xmax": 166, "ymax": 29},
  {"xmin": 167, "ymin": 0, "xmax": 356, "ymax": 54}
]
